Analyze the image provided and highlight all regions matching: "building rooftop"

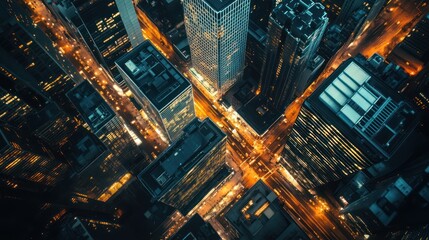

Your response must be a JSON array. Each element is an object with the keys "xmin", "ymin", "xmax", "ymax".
[
  {"xmin": 308, "ymin": 58, "xmax": 419, "ymax": 161},
  {"xmin": 271, "ymin": 0, "xmax": 327, "ymax": 41},
  {"xmin": 67, "ymin": 81, "xmax": 115, "ymax": 133},
  {"xmin": 344, "ymin": 177, "xmax": 413, "ymax": 227},
  {"xmin": 116, "ymin": 41, "xmax": 191, "ymax": 110},
  {"xmin": 138, "ymin": 118, "xmax": 226, "ymax": 199},
  {"xmin": 61, "ymin": 128, "xmax": 107, "ymax": 173},
  {"xmin": 0, "ymin": 129, "xmax": 9, "ymax": 152},
  {"xmin": 355, "ymin": 54, "xmax": 409, "ymax": 91},
  {"xmin": 248, "ymin": 21, "xmax": 267, "ymax": 43},
  {"xmin": 237, "ymin": 95, "xmax": 281, "ymax": 136},
  {"xmin": 225, "ymin": 180, "xmax": 309, "ymax": 240},
  {"xmin": 171, "ymin": 214, "xmax": 221, "ymax": 240},
  {"xmin": 205, "ymin": 0, "xmax": 235, "ymax": 11}
]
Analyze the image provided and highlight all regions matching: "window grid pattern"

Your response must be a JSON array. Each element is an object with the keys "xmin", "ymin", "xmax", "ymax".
[{"xmin": 183, "ymin": 0, "xmax": 250, "ymax": 95}]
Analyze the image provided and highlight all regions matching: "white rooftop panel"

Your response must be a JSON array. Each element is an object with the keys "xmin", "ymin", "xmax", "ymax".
[
  {"xmin": 344, "ymin": 62, "xmax": 371, "ymax": 85},
  {"xmin": 358, "ymin": 87, "xmax": 377, "ymax": 104},
  {"xmin": 341, "ymin": 104, "xmax": 361, "ymax": 124},
  {"xmin": 320, "ymin": 92, "xmax": 340, "ymax": 112},
  {"xmin": 338, "ymin": 73, "xmax": 359, "ymax": 91},
  {"xmin": 326, "ymin": 85, "xmax": 348, "ymax": 106},
  {"xmin": 352, "ymin": 93, "xmax": 371, "ymax": 111},
  {"xmin": 125, "ymin": 60, "xmax": 138, "ymax": 73},
  {"xmin": 333, "ymin": 78, "xmax": 354, "ymax": 97}
]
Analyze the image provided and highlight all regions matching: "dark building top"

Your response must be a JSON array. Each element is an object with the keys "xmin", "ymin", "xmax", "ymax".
[
  {"xmin": 308, "ymin": 58, "xmax": 419, "ymax": 161},
  {"xmin": 25, "ymin": 103, "xmax": 63, "ymax": 130},
  {"xmin": 138, "ymin": 118, "xmax": 226, "ymax": 199},
  {"xmin": 225, "ymin": 180, "xmax": 309, "ymax": 240},
  {"xmin": 0, "ymin": 129, "xmax": 9, "ymax": 152},
  {"xmin": 237, "ymin": 95, "xmax": 281, "ymax": 136},
  {"xmin": 171, "ymin": 214, "xmax": 221, "ymax": 240},
  {"xmin": 248, "ymin": 21, "xmax": 267, "ymax": 44},
  {"xmin": 271, "ymin": 0, "xmax": 327, "ymax": 41},
  {"xmin": 67, "ymin": 81, "xmax": 115, "ymax": 133},
  {"xmin": 61, "ymin": 128, "xmax": 107, "ymax": 173},
  {"xmin": 116, "ymin": 41, "xmax": 191, "ymax": 110},
  {"xmin": 205, "ymin": 0, "xmax": 235, "ymax": 11}
]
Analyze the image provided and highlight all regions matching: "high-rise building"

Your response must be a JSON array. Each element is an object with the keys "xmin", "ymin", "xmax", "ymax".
[
  {"xmin": 53, "ymin": 0, "xmax": 144, "ymax": 87},
  {"xmin": 246, "ymin": 21, "xmax": 268, "ymax": 75},
  {"xmin": 249, "ymin": 0, "xmax": 276, "ymax": 31},
  {"xmin": 342, "ymin": 177, "xmax": 414, "ymax": 234},
  {"xmin": 259, "ymin": 0, "xmax": 328, "ymax": 111},
  {"xmin": 318, "ymin": 0, "xmax": 343, "ymax": 20},
  {"xmin": 224, "ymin": 180, "xmax": 309, "ymax": 240},
  {"xmin": 389, "ymin": 13, "xmax": 429, "ymax": 75},
  {"xmin": 26, "ymin": 103, "xmax": 80, "ymax": 149},
  {"xmin": 341, "ymin": 159, "xmax": 429, "ymax": 234},
  {"xmin": 0, "ymin": 126, "xmax": 68, "ymax": 188},
  {"xmin": 60, "ymin": 127, "xmax": 129, "ymax": 202},
  {"xmin": 336, "ymin": 0, "xmax": 366, "ymax": 24},
  {"xmin": 0, "ymin": 1, "xmax": 82, "ymax": 109},
  {"xmin": 0, "ymin": 85, "xmax": 36, "ymax": 129},
  {"xmin": 282, "ymin": 58, "xmax": 420, "ymax": 189},
  {"xmin": 138, "ymin": 118, "xmax": 228, "ymax": 215},
  {"xmin": 171, "ymin": 214, "xmax": 221, "ymax": 240},
  {"xmin": 67, "ymin": 81, "xmax": 142, "ymax": 169},
  {"xmin": 183, "ymin": 0, "xmax": 250, "ymax": 96},
  {"xmin": 116, "ymin": 41, "xmax": 195, "ymax": 142},
  {"xmin": 406, "ymin": 65, "xmax": 429, "ymax": 131}
]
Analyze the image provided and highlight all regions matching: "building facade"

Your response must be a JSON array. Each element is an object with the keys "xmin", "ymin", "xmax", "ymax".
[
  {"xmin": 67, "ymin": 81, "xmax": 142, "ymax": 169},
  {"xmin": 117, "ymin": 41, "xmax": 196, "ymax": 142},
  {"xmin": 183, "ymin": 0, "xmax": 250, "ymax": 96},
  {"xmin": 259, "ymin": 0, "xmax": 328, "ymax": 111},
  {"xmin": 389, "ymin": 13, "xmax": 429, "ymax": 75},
  {"xmin": 282, "ymin": 58, "xmax": 420, "ymax": 189},
  {"xmin": 0, "ymin": 1, "xmax": 82, "ymax": 110},
  {"xmin": 0, "ymin": 126, "xmax": 68, "ymax": 188},
  {"xmin": 225, "ymin": 180, "xmax": 309, "ymax": 240},
  {"xmin": 54, "ymin": 0, "xmax": 144, "ymax": 87},
  {"xmin": 138, "ymin": 118, "xmax": 228, "ymax": 215}
]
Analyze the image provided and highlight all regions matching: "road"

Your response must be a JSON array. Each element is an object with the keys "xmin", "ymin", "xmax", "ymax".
[{"xmin": 24, "ymin": 0, "xmax": 168, "ymax": 161}]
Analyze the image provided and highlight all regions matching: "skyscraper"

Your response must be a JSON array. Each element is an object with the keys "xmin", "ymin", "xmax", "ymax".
[
  {"xmin": 138, "ymin": 118, "xmax": 228, "ymax": 215},
  {"xmin": 116, "ymin": 41, "xmax": 196, "ymax": 142},
  {"xmin": 282, "ymin": 58, "xmax": 420, "ymax": 189},
  {"xmin": 183, "ymin": 0, "xmax": 250, "ymax": 96},
  {"xmin": 0, "ymin": 85, "xmax": 36, "ymax": 129},
  {"xmin": 224, "ymin": 180, "xmax": 309, "ymax": 240},
  {"xmin": 388, "ymin": 13, "xmax": 429, "ymax": 75},
  {"xmin": 60, "ymin": 127, "xmax": 129, "ymax": 202},
  {"xmin": 342, "ymin": 177, "xmax": 414, "ymax": 234},
  {"xmin": 0, "ymin": 126, "xmax": 68, "ymax": 188},
  {"xmin": 335, "ymin": 0, "xmax": 367, "ymax": 25},
  {"xmin": 246, "ymin": 21, "xmax": 268, "ymax": 75},
  {"xmin": 67, "ymin": 81, "xmax": 142, "ymax": 170},
  {"xmin": 259, "ymin": 0, "xmax": 328, "ymax": 111},
  {"xmin": 0, "ymin": 1, "xmax": 82, "ymax": 109},
  {"xmin": 53, "ymin": 0, "xmax": 144, "ymax": 87},
  {"xmin": 341, "ymin": 156, "xmax": 429, "ymax": 235},
  {"xmin": 249, "ymin": 0, "xmax": 276, "ymax": 31}
]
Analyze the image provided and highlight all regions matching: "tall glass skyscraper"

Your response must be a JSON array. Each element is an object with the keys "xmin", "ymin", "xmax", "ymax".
[
  {"xmin": 282, "ymin": 58, "xmax": 420, "ymax": 189},
  {"xmin": 259, "ymin": 0, "xmax": 328, "ymax": 111},
  {"xmin": 53, "ymin": 0, "xmax": 144, "ymax": 87},
  {"xmin": 116, "ymin": 41, "xmax": 196, "ymax": 142},
  {"xmin": 183, "ymin": 0, "xmax": 250, "ymax": 96}
]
